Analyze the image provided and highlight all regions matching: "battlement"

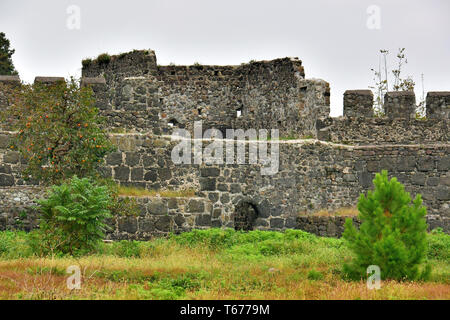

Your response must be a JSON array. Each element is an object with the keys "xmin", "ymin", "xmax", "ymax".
[
  {"xmin": 427, "ymin": 92, "xmax": 450, "ymax": 119},
  {"xmin": 34, "ymin": 77, "xmax": 65, "ymax": 85},
  {"xmin": 343, "ymin": 90, "xmax": 374, "ymax": 118},
  {"xmin": 0, "ymin": 75, "xmax": 20, "ymax": 84},
  {"xmin": 343, "ymin": 90, "xmax": 450, "ymax": 121}
]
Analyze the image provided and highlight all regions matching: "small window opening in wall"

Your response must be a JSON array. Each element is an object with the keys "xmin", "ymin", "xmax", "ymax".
[
  {"xmin": 198, "ymin": 108, "xmax": 202, "ymax": 115},
  {"xmin": 236, "ymin": 108, "xmax": 243, "ymax": 118}
]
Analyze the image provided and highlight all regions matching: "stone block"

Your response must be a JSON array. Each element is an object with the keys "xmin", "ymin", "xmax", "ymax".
[
  {"xmin": 148, "ymin": 201, "xmax": 168, "ymax": 215},
  {"xmin": 384, "ymin": 91, "xmax": 416, "ymax": 119},
  {"xmin": 114, "ymin": 166, "xmax": 130, "ymax": 181},
  {"xmin": 106, "ymin": 152, "xmax": 123, "ymax": 165},
  {"xmin": 200, "ymin": 178, "xmax": 216, "ymax": 191},
  {"xmin": 195, "ymin": 214, "xmax": 211, "ymax": 226},
  {"xmin": 343, "ymin": 90, "xmax": 373, "ymax": 117},
  {"xmin": 0, "ymin": 174, "xmax": 14, "ymax": 186},
  {"xmin": 187, "ymin": 200, "xmax": 205, "ymax": 213},
  {"xmin": 426, "ymin": 92, "xmax": 450, "ymax": 119}
]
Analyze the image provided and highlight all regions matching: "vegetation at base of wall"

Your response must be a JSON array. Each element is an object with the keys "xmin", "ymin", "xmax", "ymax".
[
  {"xmin": 32, "ymin": 176, "xmax": 112, "ymax": 256},
  {"xmin": 0, "ymin": 228, "xmax": 448, "ymax": 299},
  {"xmin": 343, "ymin": 170, "xmax": 430, "ymax": 281}
]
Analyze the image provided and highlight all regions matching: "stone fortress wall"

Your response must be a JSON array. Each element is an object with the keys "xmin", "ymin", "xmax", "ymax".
[{"xmin": 0, "ymin": 50, "xmax": 449, "ymax": 238}]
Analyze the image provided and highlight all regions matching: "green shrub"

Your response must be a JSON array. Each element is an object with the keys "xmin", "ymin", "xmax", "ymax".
[
  {"xmin": 307, "ymin": 269, "xmax": 324, "ymax": 280},
  {"xmin": 111, "ymin": 240, "xmax": 141, "ymax": 258},
  {"xmin": 0, "ymin": 231, "xmax": 34, "ymax": 259},
  {"xmin": 82, "ymin": 58, "xmax": 92, "ymax": 68},
  {"xmin": 427, "ymin": 228, "xmax": 450, "ymax": 261},
  {"xmin": 96, "ymin": 53, "xmax": 111, "ymax": 65},
  {"xmin": 343, "ymin": 170, "xmax": 429, "ymax": 281},
  {"xmin": 98, "ymin": 178, "xmax": 140, "ymax": 217},
  {"xmin": 172, "ymin": 228, "xmax": 316, "ymax": 251},
  {"xmin": 35, "ymin": 176, "xmax": 112, "ymax": 256}
]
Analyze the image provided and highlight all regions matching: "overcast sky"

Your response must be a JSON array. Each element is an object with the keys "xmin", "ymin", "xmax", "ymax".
[{"xmin": 0, "ymin": 0, "xmax": 449, "ymax": 116}]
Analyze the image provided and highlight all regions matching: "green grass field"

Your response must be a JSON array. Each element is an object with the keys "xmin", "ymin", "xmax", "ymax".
[{"xmin": 0, "ymin": 228, "xmax": 448, "ymax": 300}]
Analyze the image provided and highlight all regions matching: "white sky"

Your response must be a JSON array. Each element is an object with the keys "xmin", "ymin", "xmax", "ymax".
[{"xmin": 1, "ymin": 0, "xmax": 449, "ymax": 116}]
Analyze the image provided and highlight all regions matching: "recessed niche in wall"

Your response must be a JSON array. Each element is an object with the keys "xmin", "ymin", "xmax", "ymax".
[
  {"xmin": 168, "ymin": 119, "xmax": 178, "ymax": 127},
  {"xmin": 234, "ymin": 201, "xmax": 258, "ymax": 231}
]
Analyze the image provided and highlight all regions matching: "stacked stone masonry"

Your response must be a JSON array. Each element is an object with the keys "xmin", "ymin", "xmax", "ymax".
[{"xmin": 0, "ymin": 49, "xmax": 449, "ymax": 238}]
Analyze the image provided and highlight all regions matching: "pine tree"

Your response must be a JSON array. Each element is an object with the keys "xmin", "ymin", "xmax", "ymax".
[
  {"xmin": 343, "ymin": 170, "xmax": 430, "ymax": 281},
  {"xmin": 0, "ymin": 32, "xmax": 18, "ymax": 75}
]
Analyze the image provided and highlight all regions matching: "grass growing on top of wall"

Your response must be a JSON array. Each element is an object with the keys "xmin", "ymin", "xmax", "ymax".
[
  {"xmin": 0, "ymin": 228, "xmax": 448, "ymax": 300},
  {"xmin": 117, "ymin": 185, "xmax": 196, "ymax": 198}
]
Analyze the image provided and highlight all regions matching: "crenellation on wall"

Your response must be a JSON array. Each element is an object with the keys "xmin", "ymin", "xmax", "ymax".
[
  {"xmin": 317, "ymin": 117, "xmax": 448, "ymax": 145},
  {"xmin": 426, "ymin": 91, "xmax": 450, "ymax": 119},
  {"xmin": 343, "ymin": 90, "xmax": 374, "ymax": 118},
  {"xmin": 384, "ymin": 91, "xmax": 416, "ymax": 119},
  {"xmin": 34, "ymin": 77, "xmax": 65, "ymax": 85},
  {"xmin": 0, "ymin": 75, "xmax": 20, "ymax": 84}
]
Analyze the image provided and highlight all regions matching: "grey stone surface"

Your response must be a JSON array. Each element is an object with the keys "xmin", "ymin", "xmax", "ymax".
[
  {"xmin": 343, "ymin": 90, "xmax": 374, "ymax": 118},
  {"xmin": 384, "ymin": 91, "xmax": 416, "ymax": 119},
  {"xmin": 0, "ymin": 49, "xmax": 449, "ymax": 237}
]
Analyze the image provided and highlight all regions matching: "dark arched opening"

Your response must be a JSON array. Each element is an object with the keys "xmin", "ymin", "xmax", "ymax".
[
  {"xmin": 168, "ymin": 118, "xmax": 179, "ymax": 127},
  {"xmin": 234, "ymin": 201, "xmax": 258, "ymax": 231}
]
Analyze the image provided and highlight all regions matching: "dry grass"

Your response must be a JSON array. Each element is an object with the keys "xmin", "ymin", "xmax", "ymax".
[
  {"xmin": 0, "ymin": 237, "xmax": 448, "ymax": 300},
  {"xmin": 309, "ymin": 207, "xmax": 359, "ymax": 217},
  {"xmin": 0, "ymin": 254, "xmax": 448, "ymax": 300},
  {"xmin": 117, "ymin": 186, "xmax": 196, "ymax": 198}
]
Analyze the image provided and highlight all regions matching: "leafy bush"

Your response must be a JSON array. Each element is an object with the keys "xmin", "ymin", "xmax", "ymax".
[
  {"xmin": 96, "ymin": 53, "xmax": 111, "ymax": 65},
  {"xmin": 427, "ymin": 228, "xmax": 450, "ymax": 261},
  {"xmin": 343, "ymin": 170, "xmax": 429, "ymax": 281},
  {"xmin": 173, "ymin": 228, "xmax": 317, "ymax": 250},
  {"xmin": 81, "ymin": 58, "xmax": 92, "ymax": 68},
  {"xmin": 3, "ymin": 77, "xmax": 115, "ymax": 184},
  {"xmin": 35, "ymin": 176, "xmax": 112, "ymax": 256}
]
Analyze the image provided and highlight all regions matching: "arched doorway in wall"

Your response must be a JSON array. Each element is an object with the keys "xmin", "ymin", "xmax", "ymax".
[{"xmin": 233, "ymin": 200, "xmax": 259, "ymax": 231}]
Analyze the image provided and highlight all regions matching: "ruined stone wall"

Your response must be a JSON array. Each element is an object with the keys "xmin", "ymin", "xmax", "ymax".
[
  {"xmin": 318, "ymin": 117, "xmax": 448, "ymax": 145},
  {"xmin": 1, "ymin": 136, "xmax": 449, "ymax": 237},
  {"xmin": 116, "ymin": 138, "xmax": 449, "ymax": 233},
  {"xmin": 81, "ymin": 51, "xmax": 329, "ymax": 138}
]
